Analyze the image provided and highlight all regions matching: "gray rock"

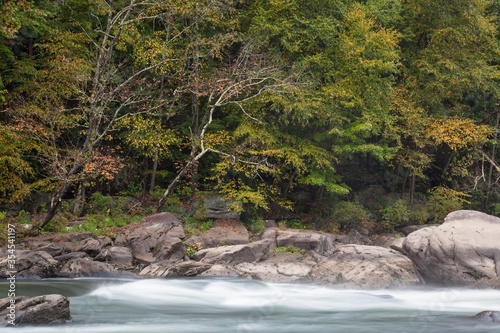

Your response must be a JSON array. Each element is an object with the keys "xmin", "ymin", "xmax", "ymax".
[
  {"xmin": 275, "ymin": 229, "xmax": 336, "ymax": 255},
  {"xmin": 0, "ymin": 251, "xmax": 58, "ymax": 278},
  {"xmin": 192, "ymin": 239, "xmax": 275, "ymax": 265},
  {"xmin": 198, "ymin": 264, "xmax": 240, "ymax": 277},
  {"xmin": 95, "ymin": 246, "xmax": 133, "ymax": 267},
  {"xmin": 185, "ymin": 219, "xmax": 249, "ymax": 248},
  {"xmin": 0, "ymin": 294, "xmax": 71, "ymax": 326},
  {"xmin": 58, "ymin": 258, "xmax": 118, "ymax": 278},
  {"xmin": 403, "ymin": 210, "xmax": 500, "ymax": 286},
  {"xmin": 76, "ymin": 237, "xmax": 102, "ymax": 256},
  {"xmin": 140, "ymin": 260, "xmax": 211, "ymax": 277},
  {"xmin": 54, "ymin": 252, "xmax": 88, "ymax": 262},
  {"xmin": 473, "ymin": 311, "xmax": 500, "ymax": 323},
  {"xmin": 192, "ymin": 193, "xmax": 241, "ymax": 220},
  {"xmin": 115, "ymin": 212, "xmax": 186, "ymax": 263},
  {"xmin": 311, "ymin": 244, "xmax": 420, "ymax": 289}
]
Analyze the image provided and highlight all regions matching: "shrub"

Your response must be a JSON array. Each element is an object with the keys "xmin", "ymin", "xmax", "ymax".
[
  {"xmin": 327, "ymin": 201, "xmax": 371, "ymax": 232},
  {"xmin": 89, "ymin": 192, "xmax": 116, "ymax": 214},
  {"xmin": 273, "ymin": 245, "xmax": 305, "ymax": 255},
  {"xmin": 427, "ymin": 187, "xmax": 470, "ymax": 222},
  {"xmin": 379, "ymin": 199, "xmax": 410, "ymax": 232}
]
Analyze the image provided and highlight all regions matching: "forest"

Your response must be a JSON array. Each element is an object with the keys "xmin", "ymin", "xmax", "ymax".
[{"xmin": 1, "ymin": 0, "xmax": 500, "ymax": 234}]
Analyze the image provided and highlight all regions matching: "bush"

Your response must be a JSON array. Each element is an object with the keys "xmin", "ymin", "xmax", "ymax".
[
  {"xmin": 273, "ymin": 245, "xmax": 305, "ymax": 255},
  {"xmin": 379, "ymin": 199, "xmax": 410, "ymax": 232},
  {"xmin": 327, "ymin": 201, "xmax": 371, "ymax": 232},
  {"xmin": 427, "ymin": 187, "xmax": 469, "ymax": 222},
  {"xmin": 89, "ymin": 192, "xmax": 116, "ymax": 214}
]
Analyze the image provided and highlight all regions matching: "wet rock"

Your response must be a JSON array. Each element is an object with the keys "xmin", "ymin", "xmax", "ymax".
[
  {"xmin": 473, "ymin": 311, "xmax": 500, "ymax": 323},
  {"xmin": 403, "ymin": 210, "xmax": 500, "ymax": 287},
  {"xmin": 140, "ymin": 260, "xmax": 211, "ymax": 278},
  {"xmin": 0, "ymin": 294, "xmax": 71, "ymax": 326}
]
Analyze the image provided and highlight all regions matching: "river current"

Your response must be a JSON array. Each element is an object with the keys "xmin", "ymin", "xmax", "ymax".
[{"xmin": 2, "ymin": 278, "xmax": 500, "ymax": 332}]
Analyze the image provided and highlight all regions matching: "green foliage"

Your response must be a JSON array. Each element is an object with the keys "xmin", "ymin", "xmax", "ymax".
[
  {"xmin": 182, "ymin": 215, "xmax": 213, "ymax": 233},
  {"xmin": 273, "ymin": 245, "xmax": 306, "ymax": 255},
  {"xmin": 379, "ymin": 199, "xmax": 411, "ymax": 232},
  {"xmin": 89, "ymin": 192, "xmax": 116, "ymax": 214},
  {"xmin": 328, "ymin": 201, "xmax": 371, "ymax": 232},
  {"xmin": 0, "ymin": 212, "xmax": 6, "ymax": 220},
  {"xmin": 427, "ymin": 187, "xmax": 470, "ymax": 222},
  {"xmin": 278, "ymin": 219, "xmax": 309, "ymax": 230},
  {"xmin": 70, "ymin": 214, "xmax": 141, "ymax": 237}
]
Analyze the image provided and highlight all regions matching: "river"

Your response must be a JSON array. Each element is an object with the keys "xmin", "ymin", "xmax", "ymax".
[{"xmin": 2, "ymin": 278, "xmax": 500, "ymax": 332}]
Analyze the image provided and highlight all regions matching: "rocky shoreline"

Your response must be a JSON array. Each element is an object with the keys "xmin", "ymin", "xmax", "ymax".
[{"xmin": 1, "ymin": 209, "xmax": 500, "ymax": 326}]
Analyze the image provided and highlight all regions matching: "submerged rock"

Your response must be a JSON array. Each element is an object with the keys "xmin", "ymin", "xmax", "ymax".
[
  {"xmin": 403, "ymin": 210, "xmax": 500, "ymax": 287},
  {"xmin": 0, "ymin": 294, "xmax": 71, "ymax": 326},
  {"xmin": 473, "ymin": 311, "xmax": 500, "ymax": 323}
]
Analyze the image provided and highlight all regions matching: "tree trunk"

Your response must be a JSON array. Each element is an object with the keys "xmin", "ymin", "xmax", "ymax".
[
  {"xmin": 149, "ymin": 147, "xmax": 158, "ymax": 194},
  {"xmin": 485, "ymin": 108, "xmax": 500, "ymax": 208}
]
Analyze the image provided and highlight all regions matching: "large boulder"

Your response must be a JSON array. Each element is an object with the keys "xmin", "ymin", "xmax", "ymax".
[
  {"xmin": 403, "ymin": 210, "xmax": 500, "ymax": 287},
  {"xmin": 192, "ymin": 239, "xmax": 275, "ymax": 265},
  {"xmin": 0, "ymin": 294, "xmax": 71, "ymax": 326},
  {"xmin": 311, "ymin": 244, "xmax": 420, "ymax": 288},
  {"xmin": 0, "ymin": 250, "xmax": 58, "ymax": 278},
  {"xmin": 115, "ymin": 212, "xmax": 186, "ymax": 263}
]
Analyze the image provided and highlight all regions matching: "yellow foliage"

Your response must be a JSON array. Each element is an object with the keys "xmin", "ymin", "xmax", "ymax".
[{"xmin": 426, "ymin": 117, "xmax": 491, "ymax": 151}]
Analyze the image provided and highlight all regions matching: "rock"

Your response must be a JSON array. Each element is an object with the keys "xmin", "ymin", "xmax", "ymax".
[
  {"xmin": 0, "ymin": 294, "xmax": 71, "ymax": 326},
  {"xmin": 370, "ymin": 234, "xmax": 405, "ymax": 249},
  {"xmin": 58, "ymin": 258, "xmax": 122, "ymax": 278},
  {"xmin": 140, "ymin": 260, "xmax": 211, "ymax": 278},
  {"xmin": 311, "ymin": 244, "xmax": 420, "ymax": 289},
  {"xmin": 234, "ymin": 252, "xmax": 313, "ymax": 283},
  {"xmin": 337, "ymin": 229, "xmax": 372, "ymax": 246},
  {"xmin": 403, "ymin": 210, "xmax": 500, "ymax": 286},
  {"xmin": 95, "ymin": 246, "xmax": 133, "ymax": 267},
  {"xmin": 0, "ymin": 251, "xmax": 58, "ymax": 278},
  {"xmin": 54, "ymin": 252, "xmax": 88, "ymax": 262},
  {"xmin": 185, "ymin": 219, "xmax": 249, "ymax": 248},
  {"xmin": 473, "ymin": 311, "xmax": 500, "ymax": 323},
  {"xmin": 76, "ymin": 237, "xmax": 102, "ymax": 256},
  {"xmin": 20, "ymin": 232, "xmax": 93, "ymax": 253},
  {"xmin": 275, "ymin": 229, "xmax": 336, "ymax": 255},
  {"xmin": 192, "ymin": 239, "xmax": 275, "ymax": 265},
  {"xmin": 192, "ymin": 193, "xmax": 241, "ymax": 220},
  {"xmin": 198, "ymin": 264, "xmax": 240, "ymax": 277},
  {"xmin": 115, "ymin": 212, "xmax": 186, "ymax": 263}
]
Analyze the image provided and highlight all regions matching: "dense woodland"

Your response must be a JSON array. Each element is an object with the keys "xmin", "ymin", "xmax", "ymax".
[{"xmin": 1, "ymin": 0, "xmax": 500, "ymax": 234}]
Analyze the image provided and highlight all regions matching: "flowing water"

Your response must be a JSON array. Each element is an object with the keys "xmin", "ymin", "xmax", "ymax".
[{"xmin": 2, "ymin": 278, "xmax": 500, "ymax": 333}]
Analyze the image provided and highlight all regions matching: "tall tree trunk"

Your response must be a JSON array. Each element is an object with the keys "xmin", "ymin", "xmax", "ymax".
[{"xmin": 149, "ymin": 147, "xmax": 158, "ymax": 194}]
